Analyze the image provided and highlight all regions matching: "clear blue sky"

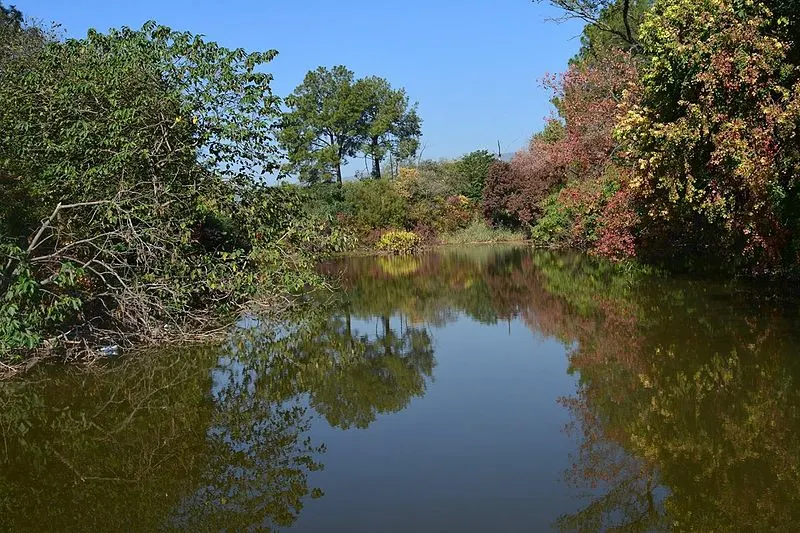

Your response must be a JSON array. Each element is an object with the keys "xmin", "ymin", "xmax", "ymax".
[{"xmin": 15, "ymin": 0, "xmax": 584, "ymax": 162}]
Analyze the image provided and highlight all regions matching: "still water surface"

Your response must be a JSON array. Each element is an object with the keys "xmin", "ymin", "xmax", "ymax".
[{"xmin": 3, "ymin": 246, "xmax": 800, "ymax": 532}]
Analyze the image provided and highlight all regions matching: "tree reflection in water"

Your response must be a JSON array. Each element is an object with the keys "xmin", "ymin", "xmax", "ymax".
[
  {"xmin": 3, "ymin": 246, "xmax": 800, "ymax": 531},
  {"xmin": 331, "ymin": 247, "xmax": 800, "ymax": 531},
  {"xmin": 524, "ymin": 253, "xmax": 800, "ymax": 532},
  {"xmin": 0, "ymin": 299, "xmax": 435, "ymax": 531}
]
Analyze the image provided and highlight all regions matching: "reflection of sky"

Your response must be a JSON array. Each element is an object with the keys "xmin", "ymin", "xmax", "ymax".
[
  {"xmin": 191, "ymin": 305, "xmax": 652, "ymax": 531},
  {"xmin": 293, "ymin": 312, "xmax": 583, "ymax": 532}
]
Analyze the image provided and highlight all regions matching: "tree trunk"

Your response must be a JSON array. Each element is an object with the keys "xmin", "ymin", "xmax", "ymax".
[
  {"xmin": 336, "ymin": 160, "xmax": 342, "ymax": 187},
  {"xmin": 381, "ymin": 315, "xmax": 392, "ymax": 356},
  {"xmin": 370, "ymin": 136, "xmax": 381, "ymax": 179},
  {"xmin": 345, "ymin": 306, "xmax": 352, "ymax": 351}
]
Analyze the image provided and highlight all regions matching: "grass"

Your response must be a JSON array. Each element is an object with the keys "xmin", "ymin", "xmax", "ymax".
[{"xmin": 439, "ymin": 219, "xmax": 527, "ymax": 245}]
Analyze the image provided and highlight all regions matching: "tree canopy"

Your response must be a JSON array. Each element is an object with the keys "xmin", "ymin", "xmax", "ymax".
[
  {"xmin": 359, "ymin": 76, "xmax": 421, "ymax": 179},
  {"xmin": 616, "ymin": 0, "xmax": 800, "ymax": 267},
  {"xmin": 0, "ymin": 15, "xmax": 346, "ymax": 360},
  {"xmin": 279, "ymin": 65, "xmax": 420, "ymax": 185}
]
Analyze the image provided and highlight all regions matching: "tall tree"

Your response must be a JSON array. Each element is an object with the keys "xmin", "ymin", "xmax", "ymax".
[
  {"xmin": 357, "ymin": 76, "xmax": 421, "ymax": 179},
  {"xmin": 0, "ymin": 2, "xmax": 22, "ymax": 27},
  {"xmin": 279, "ymin": 66, "xmax": 421, "ymax": 184},
  {"xmin": 279, "ymin": 66, "xmax": 368, "ymax": 185},
  {"xmin": 536, "ymin": 0, "xmax": 651, "ymax": 56}
]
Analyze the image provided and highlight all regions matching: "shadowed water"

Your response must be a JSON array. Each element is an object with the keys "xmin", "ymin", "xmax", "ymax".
[{"xmin": 2, "ymin": 246, "xmax": 800, "ymax": 532}]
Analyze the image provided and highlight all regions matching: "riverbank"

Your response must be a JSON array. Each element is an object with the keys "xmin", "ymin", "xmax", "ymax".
[{"xmin": 0, "ymin": 289, "xmax": 323, "ymax": 379}]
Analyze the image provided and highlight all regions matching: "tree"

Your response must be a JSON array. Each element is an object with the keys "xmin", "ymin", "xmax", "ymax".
[
  {"xmin": 358, "ymin": 76, "xmax": 421, "ymax": 179},
  {"xmin": 0, "ymin": 2, "xmax": 22, "ymax": 28},
  {"xmin": 2, "ymin": 23, "xmax": 280, "ymax": 232},
  {"xmin": 616, "ymin": 0, "xmax": 800, "ymax": 268},
  {"xmin": 536, "ymin": 0, "xmax": 651, "ymax": 56},
  {"xmin": 279, "ymin": 66, "xmax": 421, "ymax": 185},
  {"xmin": 482, "ymin": 160, "xmax": 522, "ymax": 227},
  {"xmin": 0, "ymin": 21, "xmax": 338, "ymax": 359},
  {"xmin": 506, "ymin": 0, "xmax": 646, "ymax": 257},
  {"xmin": 454, "ymin": 150, "xmax": 496, "ymax": 200},
  {"xmin": 0, "ymin": 2, "xmax": 51, "ymax": 83},
  {"xmin": 343, "ymin": 178, "xmax": 408, "ymax": 230},
  {"xmin": 279, "ymin": 66, "xmax": 366, "ymax": 185}
]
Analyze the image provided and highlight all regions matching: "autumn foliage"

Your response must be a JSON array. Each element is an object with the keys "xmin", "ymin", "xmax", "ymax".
[
  {"xmin": 493, "ymin": 0, "xmax": 800, "ymax": 272},
  {"xmin": 616, "ymin": 0, "xmax": 800, "ymax": 270},
  {"xmin": 484, "ymin": 48, "xmax": 640, "ymax": 260}
]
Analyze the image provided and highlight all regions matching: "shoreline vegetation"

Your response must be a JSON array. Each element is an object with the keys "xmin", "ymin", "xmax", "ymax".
[{"xmin": 3, "ymin": 0, "xmax": 800, "ymax": 370}]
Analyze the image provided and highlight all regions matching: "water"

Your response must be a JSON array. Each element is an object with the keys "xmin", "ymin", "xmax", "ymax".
[{"xmin": 3, "ymin": 246, "xmax": 800, "ymax": 532}]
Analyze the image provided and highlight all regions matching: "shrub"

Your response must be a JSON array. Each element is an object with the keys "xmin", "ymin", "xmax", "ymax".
[
  {"xmin": 415, "ymin": 160, "xmax": 459, "ymax": 199},
  {"xmin": 376, "ymin": 230, "xmax": 421, "ymax": 255},
  {"xmin": 0, "ymin": 20, "xmax": 336, "ymax": 359},
  {"xmin": 407, "ymin": 199, "xmax": 443, "ymax": 230},
  {"xmin": 438, "ymin": 195, "xmax": 474, "ymax": 232},
  {"xmin": 300, "ymin": 183, "xmax": 347, "ymax": 220},
  {"xmin": 507, "ymin": 136, "xmax": 569, "ymax": 223},
  {"xmin": 530, "ymin": 170, "xmax": 638, "ymax": 261},
  {"xmin": 455, "ymin": 150, "xmax": 497, "ymax": 200},
  {"xmin": 482, "ymin": 161, "xmax": 521, "ymax": 227},
  {"xmin": 410, "ymin": 223, "xmax": 439, "ymax": 246},
  {"xmin": 616, "ymin": 0, "xmax": 800, "ymax": 269},
  {"xmin": 593, "ymin": 188, "xmax": 638, "ymax": 262},
  {"xmin": 394, "ymin": 167, "xmax": 419, "ymax": 200},
  {"xmin": 530, "ymin": 191, "xmax": 572, "ymax": 247},
  {"xmin": 343, "ymin": 179, "xmax": 408, "ymax": 230}
]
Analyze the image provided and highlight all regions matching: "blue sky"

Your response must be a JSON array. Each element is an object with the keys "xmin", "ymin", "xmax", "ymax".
[{"xmin": 15, "ymin": 0, "xmax": 584, "ymax": 162}]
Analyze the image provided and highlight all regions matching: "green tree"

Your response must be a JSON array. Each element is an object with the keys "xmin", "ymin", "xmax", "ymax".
[
  {"xmin": 279, "ymin": 66, "xmax": 369, "ymax": 185},
  {"xmin": 0, "ymin": 2, "xmax": 22, "ymax": 28},
  {"xmin": 455, "ymin": 149, "xmax": 497, "ymax": 200},
  {"xmin": 358, "ymin": 76, "xmax": 421, "ymax": 179},
  {"xmin": 279, "ymin": 66, "xmax": 421, "ymax": 185},
  {"xmin": 537, "ymin": 0, "xmax": 651, "ymax": 56},
  {"xmin": 0, "ymin": 20, "xmax": 338, "ymax": 360}
]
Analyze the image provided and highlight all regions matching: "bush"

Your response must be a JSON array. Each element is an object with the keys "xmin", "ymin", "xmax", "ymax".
[
  {"xmin": 410, "ymin": 223, "xmax": 439, "ymax": 246},
  {"xmin": 394, "ymin": 167, "xmax": 419, "ymax": 200},
  {"xmin": 415, "ymin": 160, "xmax": 460, "ymax": 199},
  {"xmin": 343, "ymin": 179, "xmax": 408, "ymax": 231},
  {"xmin": 407, "ymin": 198, "xmax": 444, "ymax": 230},
  {"xmin": 299, "ymin": 183, "xmax": 347, "ymax": 220},
  {"xmin": 438, "ymin": 195, "xmax": 474, "ymax": 232},
  {"xmin": 530, "ymin": 191, "xmax": 572, "ymax": 246},
  {"xmin": 616, "ymin": 0, "xmax": 800, "ymax": 269},
  {"xmin": 482, "ymin": 161, "xmax": 521, "ymax": 227},
  {"xmin": 530, "ymin": 171, "xmax": 638, "ymax": 261},
  {"xmin": 0, "ymin": 20, "xmax": 336, "ymax": 360},
  {"xmin": 455, "ymin": 150, "xmax": 496, "ymax": 200},
  {"xmin": 376, "ymin": 230, "xmax": 422, "ymax": 255},
  {"xmin": 593, "ymin": 188, "xmax": 638, "ymax": 262}
]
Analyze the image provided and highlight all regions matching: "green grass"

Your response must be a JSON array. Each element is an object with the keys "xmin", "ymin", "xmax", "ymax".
[{"xmin": 439, "ymin": 220, "xmax": 526, "ymax": 245}]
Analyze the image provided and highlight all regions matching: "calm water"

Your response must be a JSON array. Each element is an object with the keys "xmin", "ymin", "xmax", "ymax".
[{"xmin": 3, "ymin": 246, "xmax": 800, "ymax": 532}]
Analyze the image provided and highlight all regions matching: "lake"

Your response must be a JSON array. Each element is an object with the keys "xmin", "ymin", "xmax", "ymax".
[{"xmin": 3, "ymin": 245, "xmax": 800, "ymax": 532}]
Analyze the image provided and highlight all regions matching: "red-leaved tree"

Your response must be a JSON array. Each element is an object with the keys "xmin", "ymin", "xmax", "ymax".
[{"xmin": 488, "ymin": 53, "xmax": 641, "ymax": 260}]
